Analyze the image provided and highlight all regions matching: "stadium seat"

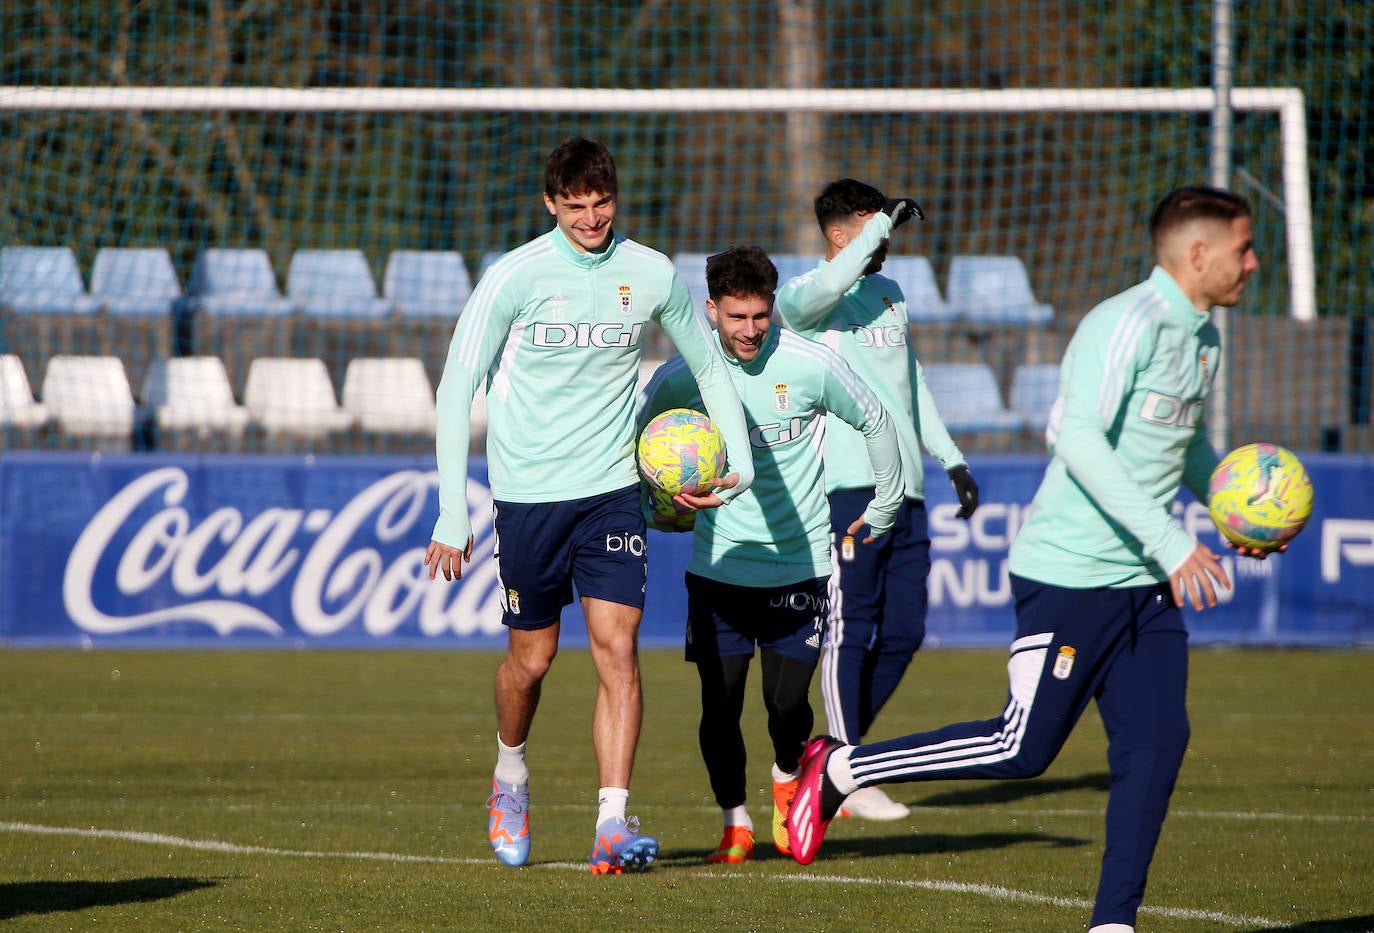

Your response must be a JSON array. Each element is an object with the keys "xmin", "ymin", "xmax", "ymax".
[
  {"xmin": 89, "ymin": 247, "xmax": 180, "ymax": 393},
  {"xmin": 287, "ymin": 249, "xmax": 392, "ymax": 318},
  {"xmin": 341, "ymin": 357, "xmax": 436, "ymax": 434},
  {"xmin": 0, "ymin": 246, "xmax": 103, "ymax": 315},
  {"xmin": 243, "ymin": 358, "xmax": 354, "ymax": 447},
  {"xmin": 0, "ymin": 246, "xmax": 106, "ymax": 389},
  {"xmin": 384, "ymin": 250, "xmax": 469, "ymax": 391},
  {"xmin": 182, "ymin": 248, "xmax": 296, "ymax": 396},
  {"xmin": 184, "ymin": 248, "xmax": 297, "ymax": 317},
  {"xmin": 289, "ymin": 250, "xmax": 394, "ymax": 393},
  {"xmin": 141, "ymin": 356, "xmax": 251, "ymax": 449},
  {"xmin": 1009, "ymin": 362, "xmax": 1062, "ymax": 431},
  {"xmin": 921, "ymin": 362, "xmax": 1025, "ymax": 433},
  {"xmin": 40, "ymin": 355, "xmax": 137, "ymax": 449},
  {"xmin": 946, "ymin": 255, "xmax": 1054, "ymax": 326},
  {"xmin": 880, "ymin": 255, "xmax": 956, "ymax": 323},
  {"xmin": 383, "ymin": 250, "xmax": 471, "ymax": 318},
  {"xmin": 0, "ymin": 353, "xmax": 51, "ymax": 434},
  {"xmin": 90, "ymin": 247, "xmax": 182, "ymax": 316}
]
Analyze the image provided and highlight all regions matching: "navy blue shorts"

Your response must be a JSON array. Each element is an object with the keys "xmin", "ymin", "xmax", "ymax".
[
  {"xmin": 684, "ymin": 573, "xmax": 828, "ymax": 664},
  {"xmin": 492, "ymin": 484, "xmax": 647, "ymax": 630}
]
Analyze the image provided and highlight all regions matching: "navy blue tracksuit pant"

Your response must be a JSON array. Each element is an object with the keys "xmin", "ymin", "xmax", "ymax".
[{"xmin": 847, "ymin": 575, "xmax": 1191, "ymax": 928}]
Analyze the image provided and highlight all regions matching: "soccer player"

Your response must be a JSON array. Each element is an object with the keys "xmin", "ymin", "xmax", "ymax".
[
  {"xmin": 639, "ymin": 245, "xmax": 904, "ymax": 864},
  {"xmin": 424, "ymin": 137, "xmax": 754, "ymax": 874},
  {"xmin": 787, "ymin": 186, "xmax": 1272, "ymax": 933},
  {"xmin": 775, "ymin": 178, "xmax": 979, "ymax": 820}
]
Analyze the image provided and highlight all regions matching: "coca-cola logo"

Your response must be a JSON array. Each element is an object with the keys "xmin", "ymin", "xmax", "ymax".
[{"xmin": 61, "ymin": 467, "xmax": 502, "ymax": 639}]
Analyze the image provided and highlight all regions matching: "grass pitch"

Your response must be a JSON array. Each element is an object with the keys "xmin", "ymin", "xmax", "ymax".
[{"xmin": 1, "ymin": 647, "xmax": 1371, "ymax": 932}]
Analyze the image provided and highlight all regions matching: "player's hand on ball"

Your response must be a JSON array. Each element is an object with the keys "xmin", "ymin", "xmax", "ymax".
[
  {"xmin": 1169, "ymin": 541, "xmax": 1232, "ymax": 610},
  {"xmin": 947, "ymin": 464, "xmax": 979, "ymax": 519},
  {"xmin": 882, "ymin": 197, "xmax": 924, "ymax": 228},
  {"xmin": 675, "ymin": 472, "xmax": 741, "ymax": 512},
  {"xmin": 1225, "ymin": 539, "xmax": 1287, "ymax": 560},
  {"xmin": 425, "ymin": 536, "xmax": 474, "ymax": 581}
]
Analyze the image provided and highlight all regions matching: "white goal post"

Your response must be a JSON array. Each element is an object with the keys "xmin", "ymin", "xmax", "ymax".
[{"xmin": 0, "ymin": 84, "xmax": 1315, "ymax": 322}]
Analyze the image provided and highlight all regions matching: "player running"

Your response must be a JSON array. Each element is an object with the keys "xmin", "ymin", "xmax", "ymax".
[
  {"xmin": 425, "ymin": 138, "xmax": 753, "ymax": 874},
  {"xmin": 786, "ymin": 186, "xmax": 1276, "ymax": 932},
  {"xmin": 638, "ymin": 245, "xmax": 903, "ymax": 863},
  {"xmin": 775, "ymin": 179, "xmax": 978, "ymax": 820}
]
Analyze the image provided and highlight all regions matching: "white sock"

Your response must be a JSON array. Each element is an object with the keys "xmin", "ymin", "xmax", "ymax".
[
  {"xmin": 771, "ymin": 762, "xmax": 798, "ymax": 783},
  {"xmin": 597, "ymin": 786, "xmax": 629, "ymax": 825},
  {"xmin": 723, "ymin": 805, "xmax": 752, "ymax": 830},
  {"xmin": 493, "ymin": 734, "xmax": 528, "ymax": 786},
  {"xmin": 1088, "ymin": 925, "xmax": 1134, "ymax": 933},
  {"xmin": 825, "ymin": 746, "xmax": 860, "ymax": 796}
]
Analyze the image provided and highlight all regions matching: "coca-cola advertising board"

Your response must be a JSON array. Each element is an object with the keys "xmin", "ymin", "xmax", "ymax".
[{"xmin": 0, "ymin": 452, "xmax": 1370, "ymax": 647}]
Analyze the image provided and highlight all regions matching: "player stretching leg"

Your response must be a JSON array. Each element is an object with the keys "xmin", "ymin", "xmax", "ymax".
[
  {"xmin": 639, "ymin": 246, "xmax": 903, "ymax": 862},
  {"xmin": 789, "ymin": 186, "xmax": 1277, "ymax": 931},
  {"xmin": 776, "ymin": 179, "xmax": 978, "ymax": 821},
  {"xmin": 425, "ymin": 138, "xmax": 752, "ymax": 873}
]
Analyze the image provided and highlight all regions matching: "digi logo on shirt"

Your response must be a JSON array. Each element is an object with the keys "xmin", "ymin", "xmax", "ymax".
[
  {"xmin": 531, "ymin": 321, "xmax": 644, "ymax": 348},
  {"xmin": 1138, "ymin": 390, "xmax": 1204, "ymax": 428}
]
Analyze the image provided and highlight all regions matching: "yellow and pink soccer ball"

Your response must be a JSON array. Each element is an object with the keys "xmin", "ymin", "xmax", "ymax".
[
  {"xmin": 637, "ymin": 409, "xmax": 726, "ymax": 529},
  {"xmin": 1207, "ymin": 442, "xmax": 1313, "ymax": 552}
]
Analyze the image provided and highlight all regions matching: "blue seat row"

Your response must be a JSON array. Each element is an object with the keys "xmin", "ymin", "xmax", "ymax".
[
  {"xmin": 672, "ymin": 252, "xmax": 1053, "ymax": 326},
  {"xmin": 0, "ymin": 246, "xmax": 473, "ymax": 320}
]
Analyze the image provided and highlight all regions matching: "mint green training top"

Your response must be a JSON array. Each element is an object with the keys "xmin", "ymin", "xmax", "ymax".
[
  {"xmin": 432, "ymin": 227, "xmax": 753, "ymax": 548},
  {"xmin": 775, "ymin": 212, "xmax": 966, "ymax": 499},
  {"xmin": 639, "ymin": 325, "xmax": 904, "ymax": 589},
  {"xmin": 1008, "ymin": 265, "xmax": 1221, "ymax": 588}
]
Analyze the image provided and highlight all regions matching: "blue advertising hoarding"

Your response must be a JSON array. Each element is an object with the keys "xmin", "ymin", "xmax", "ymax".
[{"xmin": 1, "ymin": 451, "xmax": 1370, "ymax": 648}]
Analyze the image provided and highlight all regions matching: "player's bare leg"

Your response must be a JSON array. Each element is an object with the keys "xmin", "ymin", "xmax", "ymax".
[
  {"xmin": 583, "ymin": 595, "xmax": 657, "ymax": 873},
  {"xmin": 583, "ymin": 596, "xmax": 643, "ymax": 787},
  {"xmin": 487, "ymin": 623, "xmax": 558, "ymax": 867},
  {"xmin": 494, "ymin": 623, "xmax": 560, "ymax": 746}
]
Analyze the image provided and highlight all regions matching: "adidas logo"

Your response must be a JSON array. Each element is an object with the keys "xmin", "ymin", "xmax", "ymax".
[{"xmin": 805, "ymin": 632, "xmax": 821, "ymax": 648}]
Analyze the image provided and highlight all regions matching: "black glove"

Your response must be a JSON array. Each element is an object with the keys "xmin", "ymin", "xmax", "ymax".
[
  {"xmin": 882, "ymin": 197, "xmax": 924, "ymax": 229},
  {"xmin": 947, "ymin": 464, "xmax": 979, "ymax": 519}
]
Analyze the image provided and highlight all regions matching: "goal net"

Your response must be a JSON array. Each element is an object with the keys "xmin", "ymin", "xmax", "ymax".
[{"xmin": 0, "ymin": 1, "xmax": 1361, "ymax": 456}]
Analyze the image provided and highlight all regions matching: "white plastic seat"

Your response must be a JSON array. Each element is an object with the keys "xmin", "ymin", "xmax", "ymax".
[
  {"xmin": 90, "ymin": 247, "xmax": 182, "ymax": 316},
  {"xmin": 946, "ymin": 255, "xmax": 1054, "ymax": 326},
  {"xmin": 41, "ymin": 355, "xmax": 136, "ymax": 439},
  {"xmin": 142, "ymin": 357, "xmax": 251, "ymax": 436},
  {"xmin": 0, "ymin": 246, "xmax": 103, "ymax": 315},
  {"xmin": 881, "ymin": 255, "xmax": 956, "ymax": 323},
  {"xmin": 0, "ymin": 354, "xmax": 50, "ymax": 429},
  {"xmin": 1009, "ymin": 363, "xmax": 1062, "ymax": 430},
  {"xmin": 341, "ymin": 357, "xmax": 436, "ymax": 434},
  {"xmin": 922, "ymin": 363, "xmax": 1025, "ymax": 432},
  {"xmin": 243, "ymin": 357, "xmax": 354, "ymax": 437},
  {"xmin": 383, "ymin": 250, "xmax": 471, "ymax": 318},
  {"xmin": 288, "ymin": 249, "xmax": 393, "ymax": 318}
]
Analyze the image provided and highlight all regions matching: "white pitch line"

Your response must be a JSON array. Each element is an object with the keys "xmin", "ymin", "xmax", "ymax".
[{"xmin": 1, "ymin": 821, "xmax": 1280, "ymax": 927}]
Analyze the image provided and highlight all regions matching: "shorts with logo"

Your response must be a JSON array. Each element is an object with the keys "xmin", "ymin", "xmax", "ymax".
[
  {"xmin": 493, "ymin": 484, "xmax": 647, "ymax": 630},
  {"xmin": 684, "ymin": 572, "xmax": 828, "ymax": 664}
]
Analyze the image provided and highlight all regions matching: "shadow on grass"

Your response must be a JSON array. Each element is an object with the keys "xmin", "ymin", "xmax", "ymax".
[
  {"xmin": 912, "ymin": 771, "xmax": 1112, "ymax": 808},
  {"xmin": 814, "ymin": 829, "xmax": 1089, "ymax": 861},
  {"xmin": 0, "ymin": 877, "xmax": 218, "ymax": 920},
  {"xmin": 1243, "ymin": 918, "xmax": 1374, "ymax": 932},
  {"xmin": 657, "ymin": 829, "xmax": 1088, "ymax": 868}
]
